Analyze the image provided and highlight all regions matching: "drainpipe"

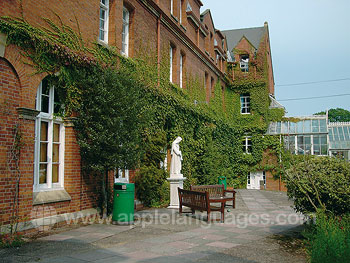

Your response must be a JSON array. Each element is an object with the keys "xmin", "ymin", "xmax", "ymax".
[{"xmin": 157, "ymin": 14, "xmax": 162, "ymax": 87}]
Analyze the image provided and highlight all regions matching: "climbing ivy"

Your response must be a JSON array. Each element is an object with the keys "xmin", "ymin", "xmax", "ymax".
[{"xmin": 0, "ymin": 13, "xmax": 284, "ymax": 204}]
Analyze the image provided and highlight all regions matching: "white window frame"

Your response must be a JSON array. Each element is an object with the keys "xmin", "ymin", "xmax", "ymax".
[
  {"xmin": 179, "ymin": 0, "xmax": 182, "ymax": 24},
  {"xmin": 99, "ymin": 0, "xmax": 109, "ymax": 43},
  {"xmin": 243, "ymin": 136, "xmax": 252, "ymax": 154},
  {"xmin": 240, "ymin": 94, "xmax": 251, "ymax": 114},
  {"xmin": 180, "ymin": 54, "xmax": 183, "ymax": 88},
  {"xmin": 122, "ymin": 7, "xmax": 130, "ymax": 56},
  {"xmin": 170, "ymin": 0, "xmax": 174, "ymax": 15},
  {"xmin": 34, "ymin": 80, "xmax": 65, "ymax": 192},
  {"xmin": 240, "ymin": 55, "xmax": 249, "ymax": 72},
  {"xmin": 170, "ymin": 45, "xmax": 173, "ymax": 83}
]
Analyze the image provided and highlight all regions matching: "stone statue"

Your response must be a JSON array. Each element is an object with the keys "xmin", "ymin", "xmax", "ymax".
[
  {"xmin": 167, "ymin": 136, "xmax": 186, "ymax": 209},
  {"xmin": 170, "ymin": 137, "xmax": 183, "ymax": 176}
]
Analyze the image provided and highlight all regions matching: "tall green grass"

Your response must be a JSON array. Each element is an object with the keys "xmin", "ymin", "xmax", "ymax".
[{"xmin": 303, "ymin": 211, "xmax": 350, "ymax": 263}]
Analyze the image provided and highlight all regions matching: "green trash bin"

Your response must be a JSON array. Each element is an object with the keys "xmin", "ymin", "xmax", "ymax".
[
  {"xmin": 218, "ymin": 176, "xmax": 227, "ymax": 190},
  {"xmin": 112, "ymin": 183, "xmax": 135, "ymax": 225}
]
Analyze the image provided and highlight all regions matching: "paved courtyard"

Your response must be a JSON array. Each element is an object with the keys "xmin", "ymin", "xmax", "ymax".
[{"xmin": 0, "ymin": 190, "xmax": 307, "ymax": 263}]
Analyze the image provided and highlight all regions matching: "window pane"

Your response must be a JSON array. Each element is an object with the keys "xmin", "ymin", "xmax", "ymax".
[
  {"xmin": 39, "ymin": 164, "xmax": 47, "ymax": 184},
  {"xmin": 338, "ymin": 127, "xmax": 345, "ymax": 140},
  {"xmin": 289, "ymin": 135, "xmax": 295, "ymax": 152},
  {"xmin": 52, "ymin": 164, "xmax": 59, "ymax": 183},
  {"xmin": 313, "ymin": 135, "xmax": 320, "ymax": 145},
  {"xmin": 242, "ymin": 140, "xmax": 246, "ymax": 152},
  {"xmin": 297, "ymin": 121, "xmax": 303, "ymax": 133},
  {"xmin": 314, "ymin": 145, "xmax": 321, "ymax": 155},
  {"xmin": 304, "ymin": 135, "xmax": 311, "ymax": 144},
  {"xmin": 42, "ymin": 78, "xmax": 50, "ymax": 95},
  {"xmin": 320, "ymin": 119, "xmax": 327, "ymax": 132},
  {"xmin": 289, "ymin": 122, "xmax": 296, "ymax": 134},
  {"xmin": 99, "ymin": 30, "xmax": 104, "ymax": 41},
  {"xmin": 100, "ymin": 9, "xmax": 105, "ymax": 19},
  {"xmin": 41, "ymin": 95, "xmax": 49, "ymax": 113},
  {"xmin": 54, "ymin": 89, "xmax": 61, "ymax": 114},
  {"xmin": 320, "ymin": 135, "xmax": 327, "ymax": 144},
  {"xmin": 304, "ymin": 120, "xmax": 311, "ymax": 133},
  {"xmin": 40, "ymin": 142, "xmax": 48, "ymax": 162},
  {"xmin": 40, "ymin": 121, "xmax": 48, "ymax": 141},
  {"xmin": 53, "ymin": 123, "xmax": 60, "ymax": 142},
  {"xmin": 321, "ymin": 145, "xmax": 328, "ymax": 155},
  {"xmin": 277, "ymin": 122, "xmax": 281, "ymax": 134},
  {"xmin": 312, "ymin": 119, "xmax": 319, "ymax": 132},
  {"xmin": 281, "ymin": 122, "xmax": 288, "ymax": 134},
  {"xmin": 53, "ymin": 144, "xmax": 60, "ymax": 162}
]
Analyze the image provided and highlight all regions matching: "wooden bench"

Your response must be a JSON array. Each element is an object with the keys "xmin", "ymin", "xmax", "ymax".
[
  {"xmin": 178, "ymin": 188, "xmax": 224, "ymax": 222},
  {"xmin": 190, "ymin": 184, "xmax": 236, "ymax": 208}
]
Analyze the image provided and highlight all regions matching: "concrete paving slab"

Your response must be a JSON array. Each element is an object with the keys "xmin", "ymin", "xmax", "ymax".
[
  {"xmin": 206, "ymin": 241, "xmax": 240, "ymax": 249},
  {"xmin": 69, "ymin": 249, "xmax": 116, "ymax": 261}
]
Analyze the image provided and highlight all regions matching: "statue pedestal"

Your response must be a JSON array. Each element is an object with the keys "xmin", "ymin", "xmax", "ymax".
[{"xmin": 167, "ymin": 175, "xmax": 186, "ymax": 209}]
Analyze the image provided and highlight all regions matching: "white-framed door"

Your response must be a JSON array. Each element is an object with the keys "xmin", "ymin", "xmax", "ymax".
[
  {"xmin": 247, "ymin": 171, "xmax": 265, "ymax": 189},
  {"xmin": 115, "ymin": 169, "xmax": 129, "ymax": 183}
]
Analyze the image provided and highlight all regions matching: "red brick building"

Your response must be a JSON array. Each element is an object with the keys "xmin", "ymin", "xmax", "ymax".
[{"xmin": 0, "ymin": 0, "xmax": 278, "ymax": 232}]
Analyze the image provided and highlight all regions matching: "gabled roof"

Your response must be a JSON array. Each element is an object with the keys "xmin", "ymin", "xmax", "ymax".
[
  {"xmin": 200, "ymin": 9, "xmax": 215, "ymax": 30},
  {"xmin": 222, "ymin": 26, "xmax": 265, "ymax": 51}
]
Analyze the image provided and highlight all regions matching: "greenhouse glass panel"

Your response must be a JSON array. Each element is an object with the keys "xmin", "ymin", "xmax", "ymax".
[
  {"xmin": 338, "ymin": 127, "xmax": 345, "ymax": 140},
  {"xmin": 320, "ymin": 135, "xmax": 327, "ymax": 144},
  {"xmin": 277, "ymin": 122, "xmax": 281, "ymax": 134},
  {"xmin": 320, "ymin": 119, "xmax": 327, "ymax": 132},
  {"xmin": 312, "ymin": 119, "xmax": 319, "ymax": 132},
  {"xmin": 313, "ymin": 135, "xmax": 320, "ymax": 145},
  {"xmin": 314, "ymin": 145, "xmax": 321, "ymax": 155},
  {"xmin": 281, "ymin": 122, "xmax": 288, "ymax": 134},
  {"xmin": 268, "ymin": 122, "xmax": 276, "ymax": 134},
  {"xmin": 297, "ymin": 121, "xmax": 303, "ymax": 133},
  {"xmin": 328, "ymin": 128, "xmax": 334, "ymax": 141},
  {"xmin": 289, "ymin": 122, "xmax": 296, "ymax": 134},
  {"xmin": 344, "ymin": 127, "xmax": 350, "ymax": 140},
  {"xmin": 321, "ymin": 145, "xmax": 328, "ymax": 155},
  {"xmin": 333, "ymin": 128, "xmax": 339, "ymax": 141},
  {"xmin": 304, "ymin": 135, "xmax": 311, "ymax": 155},
  {"xmin": 304, "ymin": 120, "xmax": 311, "ymax": 133}
]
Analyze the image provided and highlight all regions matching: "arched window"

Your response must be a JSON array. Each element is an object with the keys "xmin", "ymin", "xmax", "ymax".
[{"xmin": 34, "ymin": 77, "xmax": 65, "ymax": 191}]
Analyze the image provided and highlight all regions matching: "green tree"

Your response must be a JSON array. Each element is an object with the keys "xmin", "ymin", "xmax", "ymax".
[
  {"xmin": 315, "ymin": 108, "xmax": 350, "ymax": 122},
  {"xmin": 57, "ymin": 66, "xmax": 148, "ymax": 217}
]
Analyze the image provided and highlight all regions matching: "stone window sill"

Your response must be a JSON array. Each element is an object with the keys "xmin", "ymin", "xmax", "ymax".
[{"xmin": 33, "ymin": 189, "xmax": 72, "ymax": 205}]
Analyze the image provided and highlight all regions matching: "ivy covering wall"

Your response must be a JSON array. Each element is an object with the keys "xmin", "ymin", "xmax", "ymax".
[{"xmin": 0, "ymin": 15, "xmax": 284, "ymax": 207}]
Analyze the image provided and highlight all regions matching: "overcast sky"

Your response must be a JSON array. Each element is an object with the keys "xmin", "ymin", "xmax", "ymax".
[{"xmin": 203, "ymin": 0, "xmax": 350, "ymax": 116}]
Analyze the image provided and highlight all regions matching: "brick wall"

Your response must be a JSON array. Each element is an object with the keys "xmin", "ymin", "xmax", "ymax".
[{"xmin": 0, "ymin": 0, "xmax": 277, "ymax": 230}]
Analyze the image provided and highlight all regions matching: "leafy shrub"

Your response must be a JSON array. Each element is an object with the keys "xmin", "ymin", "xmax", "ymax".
[
  {"xmin": 285, "ymin": 156, "xmax": 350, "ymax": 215},
  {"xmin": 0, "ymin": 233, "xmax": 24, "ymax": 248},
  {"xmin": 135, "ymin": 166, "xmax": 169, "ymax": 207},
  {"xmin": 303, "ymin": 211, "xmax": 350, "ymax": 263}
]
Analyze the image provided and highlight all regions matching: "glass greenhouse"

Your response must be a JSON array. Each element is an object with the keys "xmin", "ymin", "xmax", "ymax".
[{"xmin": 267, "ymin": 115, "xmax": 350, "ymax": 160}]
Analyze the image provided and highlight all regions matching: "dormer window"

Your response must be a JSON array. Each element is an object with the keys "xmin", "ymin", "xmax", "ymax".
[
  {"xmin": 214, "ymin": 39, "xmax": 217, "ymax": 46},
  {"xmin": 240, "ymin": 54, "xmax": 249, "ymax": 72}
]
